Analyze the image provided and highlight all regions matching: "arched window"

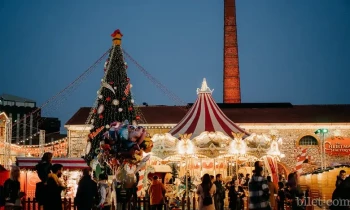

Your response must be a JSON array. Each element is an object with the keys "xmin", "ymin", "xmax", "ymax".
[{"xmin": 299, "ymin": 135, "xmax": 318, "ymax": 146}]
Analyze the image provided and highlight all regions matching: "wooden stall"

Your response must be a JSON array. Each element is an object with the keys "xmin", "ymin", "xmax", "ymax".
[{"xmin": 16, "ymin": 157, "xmax": 89, "ymax": 199}]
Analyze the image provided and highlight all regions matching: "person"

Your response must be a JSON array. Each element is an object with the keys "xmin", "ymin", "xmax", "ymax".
[
  {"xmin": 228, "ymin": 179, "xmax": 245, "ymax": 210},
  {"xmin": 196, "ymin": 173, "xmax": 216, "ymax": 210},
  {"xmin": 43, "ymin": 164, "xmax": 65, "ymax": 210},
  {"xmin": 148, "ymin": 175, "xmax": 166, "ymax": 210},
  {"xmin": 35, "ymin": 152, "xmax": 53, "ymax": 183},
  {"xmin": 3, "ymin": 166, "xmax": 25, "ymax": 210},
  {"xmin": 267, "ymin": 176, "xmax": 277, "ymax": 210},
  {"xmin": 335, "ymin": 170, "xmax": 346, "ymax": 188},
  {"xmin": 97, "ymin": 174, "xmax": 112, "ymax": 210},
  {"xmin": 35, "ymin": 152, "xmax": 53, "ymax": 206},
  {"xmin": 210, "ymin": 175, "xmax": 215, "ymax": 183},
  {"xmin": 213, "ymin": 174, "xmax": 225, "ymax": 210},
  {"xmin": 285, "ymin": 172, "xmax": 304, "ymax": 210},
  {"xmin": 75, "ymin": 168, "xmax": 98, "ymax": 210},
  {"xmin": 248, "ymin": 161, "xmax": 270, "ymax": 210},
  {"xmin": 276, "ymin": 182, "xmax": 285, "ymax": 210},
  {"xmin": 243, "ymin": 174, "xmax": 250, "ymax": 187}
]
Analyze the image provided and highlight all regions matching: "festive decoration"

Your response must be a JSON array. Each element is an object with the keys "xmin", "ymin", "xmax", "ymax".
[
  {"xmin": 111, "ymin": 29, "xmax": 123, "ymax": 46},
  {"xmin": 295, "ymin": 148, "xmax": 308, "ymax": 174},
  {"xmin": 84, "ymin": 30, "xmax": 153, "ymax": 190}
]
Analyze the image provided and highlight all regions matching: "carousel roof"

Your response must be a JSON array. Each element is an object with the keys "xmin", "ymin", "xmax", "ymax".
[{"xmin": 169, "ymin": 78, "xmax": 249, "ymax": 138}]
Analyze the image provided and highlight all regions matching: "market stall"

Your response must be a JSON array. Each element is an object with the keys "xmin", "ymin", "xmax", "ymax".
[{"xmin": 16, "ymin": 157, "xmax": 89, "ymax": 199}]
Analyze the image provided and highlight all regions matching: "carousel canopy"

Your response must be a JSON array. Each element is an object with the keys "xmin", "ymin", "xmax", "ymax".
[
  {"xmin": 16, "ymin": 157, "xmax": 89, "ymax": 170},
  {"xmin": 169, "ymin": 78, "xmax": 249, "ymax": 139}
]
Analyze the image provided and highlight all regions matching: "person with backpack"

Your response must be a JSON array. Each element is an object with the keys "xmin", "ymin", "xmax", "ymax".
[
  {"xmin": 3, "ymin": 166, "xmax": 25, "ymax": 210},
  {"xmin": 196, "ymin": 173, "xmax": 216, "ymax": 210}
]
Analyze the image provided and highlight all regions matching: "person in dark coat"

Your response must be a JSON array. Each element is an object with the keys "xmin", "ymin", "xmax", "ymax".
[
  {"xmin": 4, "ymin": 166, "xmax": 25, "ymax": 210},
  {"xmin": 35, "ymin": 152, "xmax": 53, "ymax": 183},
  {"xmin": 43, "ymin": 164, "xmax": 65, "ymax": 210},
  {"xmin": 75, "ymin": 168, "xmax": 98, "ymax": 210},
  {"xmin": 35, "ymin": 152, "xmax": 53, "ymax": 206},
  {"xmin": 228, "ymin": 179, "xmax": 245, "ymax": 210}
]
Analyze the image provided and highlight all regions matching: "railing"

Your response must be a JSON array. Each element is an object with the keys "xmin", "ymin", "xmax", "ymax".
[{"xmin": 20, "ymin": 197, "xmax": 154, "ymax": 210}]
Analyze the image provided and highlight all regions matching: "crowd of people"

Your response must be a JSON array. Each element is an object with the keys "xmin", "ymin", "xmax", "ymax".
[
  {"xmin": 4, "ymin": 153, "xmax": 350, "ymax": 210},
  {"xmin": 193, "ymin": 161, "xmax": 307, "ymax": 210}
]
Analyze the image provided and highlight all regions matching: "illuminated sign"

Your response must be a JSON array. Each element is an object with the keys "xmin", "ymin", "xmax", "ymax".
[{"xmin": 325, "ymin": 137, "xmax": 350, "ymax": 155}]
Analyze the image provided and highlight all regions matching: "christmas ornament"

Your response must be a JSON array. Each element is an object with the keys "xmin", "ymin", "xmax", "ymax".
[
  {"xmin": 131, "ymin": 99, "xmax": 134, "ymax": 104},
  {"xmin": 98, "ymin": 95, "xmax": 103, "ymax": 99},
  {"xmin": 118, "ymin": 108, "xmax": 123, "ymax": 112},
  {"xmin": 112, "ymin": 99, "xmax": 120, "ymax": 105},
  {"xmin": 97, "ymin": 105, "xmax": 105, "ymax": 114},
  {"xmin": 106, "ymin": 97, "xmax": 111, "ymax": 102}
]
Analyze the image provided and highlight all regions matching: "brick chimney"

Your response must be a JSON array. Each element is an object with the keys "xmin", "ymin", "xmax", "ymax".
[{"xmin": 223, "ymin": 0, "xmax": 241, "ymax": 103}]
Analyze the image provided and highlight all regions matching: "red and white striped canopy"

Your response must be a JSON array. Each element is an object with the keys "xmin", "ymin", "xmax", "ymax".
[
  {"xmin": 16, "ymin": 157, "xmax": 89, "ymax": 170},
  {"xmin": 170, "ymin": 78, "xmax": 248, "ymax": 138}
]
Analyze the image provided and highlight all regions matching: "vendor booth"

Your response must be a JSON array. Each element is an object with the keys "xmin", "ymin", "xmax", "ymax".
[{"xmin": 16, "ymin": 157, "xmax": 89, "ymax": 199}]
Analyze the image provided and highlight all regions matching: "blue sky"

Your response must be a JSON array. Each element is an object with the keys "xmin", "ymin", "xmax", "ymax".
[{"xmin": 0, "ymin": 0, "xmax": 350, "ymax": 130}]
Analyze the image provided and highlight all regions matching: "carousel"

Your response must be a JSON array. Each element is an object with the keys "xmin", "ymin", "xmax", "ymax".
[{"xmin": 141, "ymin": 79, "xmax": 287, "ymax": 201}]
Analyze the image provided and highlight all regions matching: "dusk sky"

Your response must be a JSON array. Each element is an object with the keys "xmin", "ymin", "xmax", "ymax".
[{"xmin": 1, "ymin": 0, "xmax": 350, "ymax": 132}]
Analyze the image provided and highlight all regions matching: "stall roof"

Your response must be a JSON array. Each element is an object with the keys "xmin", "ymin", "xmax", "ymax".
[{"xmin": 16, "ymin": 157, "xmax": 89, "ymax": 170}]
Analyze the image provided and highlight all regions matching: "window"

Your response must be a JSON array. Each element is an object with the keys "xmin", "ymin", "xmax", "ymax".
[
  {"xmin": 299, "ymin": 135, "xmax": 318, "ymax": 145},
  {"xmin": 16, "ymin": 102, "xmax": 25, "ymax": 107}
]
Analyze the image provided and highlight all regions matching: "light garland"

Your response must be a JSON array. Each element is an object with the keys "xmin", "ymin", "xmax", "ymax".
[{"xmin": 0, "ymin": 138, "xmax": 68, "ymax": 157}]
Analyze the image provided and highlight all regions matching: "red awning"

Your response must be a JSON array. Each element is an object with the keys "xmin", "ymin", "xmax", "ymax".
[{"xmin": 16, "ymin": 157, "xmax": 89, "ymax": 170}]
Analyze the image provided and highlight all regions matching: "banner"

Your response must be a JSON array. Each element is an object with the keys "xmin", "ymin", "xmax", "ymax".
[{"xmin": 325, "ymin": 137, "xmax": 350, "ymax": 156}]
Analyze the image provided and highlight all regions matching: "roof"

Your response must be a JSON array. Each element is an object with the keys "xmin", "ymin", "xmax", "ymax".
[
  {"xmin": 0, "ymin": 94, "xmax": 36, "ymax": 103},
  {"xmin": 169, "ymin": 79, "xmax": 248, "ymax": 138},
  {"xmin": 16, "ymin": 157, "xmax": 89, "ymax": 170},
  {"xmin": 65, "ymin": 103, "xmax": 350, "ymax": 126}
]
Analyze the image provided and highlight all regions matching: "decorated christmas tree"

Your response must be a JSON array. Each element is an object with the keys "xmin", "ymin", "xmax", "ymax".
[{"xmin": 85, "ymin": 29, "xmax": 140, "ymax": 165}]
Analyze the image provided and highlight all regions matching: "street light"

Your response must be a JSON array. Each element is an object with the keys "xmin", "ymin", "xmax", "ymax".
[{"xmin": 315, "ymin": 128, "xmax": 328, "ymax": 170}]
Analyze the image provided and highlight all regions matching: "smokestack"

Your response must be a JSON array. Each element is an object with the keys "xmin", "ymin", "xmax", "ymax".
[{"xmin": 223, "ymin": 0, "xmax": 241, "ymax": 103}]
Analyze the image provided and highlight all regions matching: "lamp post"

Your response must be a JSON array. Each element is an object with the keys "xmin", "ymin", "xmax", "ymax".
[{"xmin": 315, "ymin": 128, "xmax": 328, "ymax": 170}]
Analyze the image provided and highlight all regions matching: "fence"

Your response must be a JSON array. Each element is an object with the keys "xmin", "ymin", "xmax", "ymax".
[{"xmin": 20, "ymin": 197, "xmax": 154, "ymax": 210}]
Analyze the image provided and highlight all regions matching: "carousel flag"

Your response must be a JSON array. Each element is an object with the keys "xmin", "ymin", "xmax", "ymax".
[
  {"xmin": 263, "ymin": 156, "xmax": 278, "ymax": 185},
  {"xmin": 295, "ymin": 148, "xmax": 308, "ymax": 174}
]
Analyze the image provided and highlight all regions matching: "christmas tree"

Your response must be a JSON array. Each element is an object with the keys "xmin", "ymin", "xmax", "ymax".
[
  {"xmin": 170, "ymin": 163, "xmax": 178, "ymax": 183},
  {"xmin": 85, "ymin": 29, "xmax": 139, "ymax": 163}
]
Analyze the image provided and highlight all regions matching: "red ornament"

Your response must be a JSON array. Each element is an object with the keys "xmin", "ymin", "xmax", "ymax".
[
  {"xmin": 106, "ymin": 97, "xmax": 111, "ymax": 102},
  {"xmin": 109, "ymin": 81, "xmax": 114, "ymax": 85},
  {"xmin": 99, "ymin": 114, "xmax": 103, "ymax": 119},
  {"xmin": 128, "ymin": 107, "xmax": 133, "ymax": 111},
  {"xmin": 135, "ymin": 116, "xmax": 141, "ymax": 120},
  {"xmin": 93, "ymin": 109, "xmax": 97, "ymax": 113},
  {"xmin": 122, "ymin": 97, "xmax": 126, "ymax": 100},
  {"xmin": 111, "ymin": 29, "xmax": 123, "ymax": 37}
]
